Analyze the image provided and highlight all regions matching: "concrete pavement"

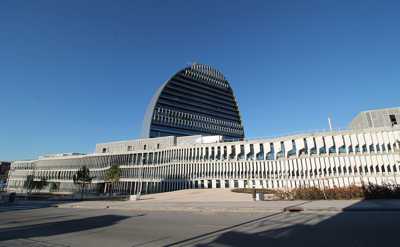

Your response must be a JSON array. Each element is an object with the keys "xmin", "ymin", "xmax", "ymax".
[
  {"xmin": 1, "ymin": 204, "xmax": 400, "ymax": 247},
  {"xmin": 55, "ymin": 189, "xmax": 400, "ymax": 213},
  {"xmin": 2, "ymin": 189, "xmax": 400, "ymax": 246}
]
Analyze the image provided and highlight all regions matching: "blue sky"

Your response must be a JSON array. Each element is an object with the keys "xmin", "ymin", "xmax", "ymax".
[{"xmin": 1, "ymin": 0, "xmax": 399, "ymax": 161}]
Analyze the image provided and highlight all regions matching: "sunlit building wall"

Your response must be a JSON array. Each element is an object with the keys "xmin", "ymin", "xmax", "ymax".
[{"xmin": 7, "ymin": 126, "xmax": 400, "ymax": 194}]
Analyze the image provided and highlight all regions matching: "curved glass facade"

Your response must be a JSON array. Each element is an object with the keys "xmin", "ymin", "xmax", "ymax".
[{"xmin": 142, "ymin": 64, "xmax": 245, "ymax": 140}]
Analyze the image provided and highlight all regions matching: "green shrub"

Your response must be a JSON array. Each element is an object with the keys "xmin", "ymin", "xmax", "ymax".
[
  {"xmin": 292, "ymin": 187, "xmax": 326, "ymax": 200},
  {"xmin": 231, "ymin": 188, "xmax": 278, "ymax": 194}
]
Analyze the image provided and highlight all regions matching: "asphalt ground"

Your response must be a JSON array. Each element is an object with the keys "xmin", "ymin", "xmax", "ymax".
[{"xmin": 1, "ymin": 202, "xmax": 399, "ymax": 247}]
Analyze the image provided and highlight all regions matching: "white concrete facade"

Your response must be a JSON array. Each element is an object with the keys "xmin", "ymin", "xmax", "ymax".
[
  {"xmin": 349, "ymin": 107, "xmax": 400, "ymax": 130},
  {"xmin": 7, "ymin": 126, "xmax": 400, "ymax": 194}
]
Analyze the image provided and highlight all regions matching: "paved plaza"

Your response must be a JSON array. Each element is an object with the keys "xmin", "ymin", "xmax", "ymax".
[
  {"xmin": 56, "ymin": 189, "xmax": 400, "ymax": 213},
  {"xmin": 0, "ymin": 190, "xmax": 400, "ymax": 246}
]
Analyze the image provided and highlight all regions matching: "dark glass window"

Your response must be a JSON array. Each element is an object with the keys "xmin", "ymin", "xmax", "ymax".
[{"xmin": 390, "ymin": 114, "xmax": 397, "ymax": 126}]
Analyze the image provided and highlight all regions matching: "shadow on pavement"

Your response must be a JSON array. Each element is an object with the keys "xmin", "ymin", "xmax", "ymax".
[
  {"xmin": 0, "ymin": 194, "xmax": 129, "ymax": 213},
  {"xmin": 0, "ymin": 214, "xmax": 132, "ymax": 242},
  {"xmin": 0, "ymin": 200, "xmax": 70, "ymax": 213},
  {"xmin": 343, "ymin": 199, "xmax": 400, "ymax": 211},
  {"xmin": 3, "ymin": 214, "xmax": 74, "ymax": 225},
  {"xmin": 167, "ymin": 199, "xmax": 400, "ymax": 247}
]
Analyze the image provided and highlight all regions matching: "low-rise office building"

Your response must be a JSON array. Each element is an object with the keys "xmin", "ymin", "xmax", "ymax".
[
  {"xmin": 7, "ymin": 125, "xmax": 400, "ymax": 194},
  {"xmin": 6, "ymin": 64, "xmax": 400, "ymax": 194}
]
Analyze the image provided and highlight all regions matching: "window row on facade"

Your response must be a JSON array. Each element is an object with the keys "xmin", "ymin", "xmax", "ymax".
[
  {"xmin": 154, "ymin": 107, "xmax": 242, "ymax": 129},
  {"xmin": 8, "ymin": 152, "xmax": 400, "ymax": 192}
]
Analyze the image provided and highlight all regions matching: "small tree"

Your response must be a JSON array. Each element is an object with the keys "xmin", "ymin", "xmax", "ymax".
[
  {"xmin": 23, "ymin": 175, "xmax": 35, "ymax": 197},
  {"xmin": 105, "ymin": 164, "xmax": 121, "ymax": 195},
  {"xmin": 0, "ymin": 168, "xmax": 9, "ymax": 191},
  {"xmin": 34, "ymin": 178, "xmax": 48, "ymax": 192},
  {"xmin": 49, "ymin": 182, "xmax": 60, "ymax": 192},
  {"xmin": 73, "ymin": 166, "xmax": 93, "ymax": 200}
]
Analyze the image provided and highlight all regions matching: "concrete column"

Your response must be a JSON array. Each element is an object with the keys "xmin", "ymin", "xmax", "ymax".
[
  {"xmin": 295, "ymin": 138, "xmax": 305, "ymax": 157},
  {"xmin": 343, "ymin": 135, "xmax": 351, "ymax": 153},
  {"xmin": 325, "ymin": 135, "xmax": 334, "ymax": 153},
  {"xmin": 315, "ymin": 136, "xmax": 324, "ymax": 155},
  {"xmin": 357, "ymin": 133, "xmax": 366, "ymax": 153},
  {"xmin": 253, "ymin": 143, "xmax": 260, "ymax": 159},
  {"xmin": 284, "ymin": 140, "xmax": 292, "ymax": 158},
  {"xmin": 264, "ymin": 143, "xmax": 271, "ymax": 159},
  {"xmin": 235, "ymin": 144, "xmax": 241, "ymax": 160},
  {"xmin": 274, "ymin": 142, "xmax": 282, "ymax": 158},
  {"xmin": 244, "ymin": 143, "xmax": 251, "ymax": 160},
  {"xmin": 306, "ymin": 137, "xmax": 315, "ymax": 155}
]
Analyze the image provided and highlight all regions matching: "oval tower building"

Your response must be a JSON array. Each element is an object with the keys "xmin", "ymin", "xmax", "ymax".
[{"xmin": 142, "ymin": 64, "xmax": 245, "ymax": 140}]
